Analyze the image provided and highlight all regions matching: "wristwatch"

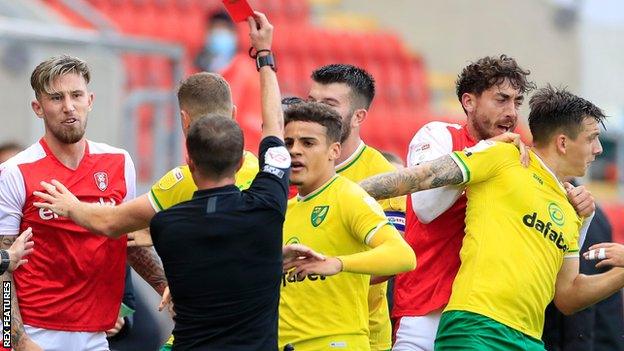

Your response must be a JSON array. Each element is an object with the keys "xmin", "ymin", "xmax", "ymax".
[
  {"xmin": 256, "ymin": 53, "xmax": 277, "ymax": 72},
  {"xmin": 0, "ymin": 250, "xmax": 10, "ymax": 275}
]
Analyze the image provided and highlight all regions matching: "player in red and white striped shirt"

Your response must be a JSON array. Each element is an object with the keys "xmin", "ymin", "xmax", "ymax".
[
  {"xmin": 392, "ymin": 55, "xmax": 535, "ymax": 351},
  {"xmin": 0, "ymin": 55, "xmax": 167, "ymax": 351}
]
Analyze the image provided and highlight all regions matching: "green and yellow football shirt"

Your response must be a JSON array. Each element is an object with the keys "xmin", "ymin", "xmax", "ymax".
[
  {"xmin": 280, "ymin": 175, "xmax": 392, "ymax": 351},
  {"xmin": 336, "ymin": 141, "xmax": 406, "ymax": 350},
  {"xmin": 148, "ymin": 151, "xmax": 258, "ymax": 212},
  {"xmin": 447, "ymin": 141, "xmax": 581, "ymax": 340}
]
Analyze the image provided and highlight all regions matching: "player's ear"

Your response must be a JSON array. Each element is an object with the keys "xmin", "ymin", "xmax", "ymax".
[
  {"xmin": 186, "ymin": 154, "xmax": 194, "ymax": 172},
  {"xmin": 328, "ymin": 141, "xmax": 341, "ymax": 161},
  {"xmin": 352, "ymin": 108, "xmax": 367, "ymax": 127},
  {"xmin": 236, "ymin": 155, "xmax": 244, "ymax": 172},
  {"xmin": 555, "ymin": 134, "xmax": 567, "ymax": 155},
  {"xmin": 231, "ymin": 105, "xmax": 237, "ymax": 121},
  {"xmin": 31, "ymin": 99, "xmax": 44, "ymax": 118},
  {"xmin": 461, "ymin": 92, "xmax": 476, "ymax": 114},
  {"xmin": 180, "ymin": 110, "xmax": 191, "ymax": 135},
  {"xmin": 87, "ymin": 92, "xmax": 94, "ymax": 111}
]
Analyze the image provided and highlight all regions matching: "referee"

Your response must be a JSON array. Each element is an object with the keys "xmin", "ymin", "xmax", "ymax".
[{"xmin": 149, "ymin": 12, "xmax": 290, "ymax": 350}]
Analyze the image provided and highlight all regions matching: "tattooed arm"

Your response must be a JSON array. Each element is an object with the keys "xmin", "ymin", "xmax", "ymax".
[
  {"xmin": 0, "ymin": 235, "xmax": 42, "ymax": 351},
  {"xmin": 127, "ymin": 246, "xmax": 167, "ymax": 296},
  {"xmin": 360, "ymin": 155, "xmax": 464, "ymax": 200}
]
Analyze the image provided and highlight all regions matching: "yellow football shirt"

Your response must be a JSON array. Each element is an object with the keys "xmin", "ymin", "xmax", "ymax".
[
  {"xmin": 280, "ymin": 175, "xmax": 392, "ymax": 351},
  {"xmin": 447, "ymin": 141, "xmax": 581, "ymax": 340},
  {"xmin": 148, "ymin": 151, "xmax": 258, "ymax": 211},
  {"xmin": 336, "ymin": 141, "xmax": 406, "ymax": 350}
]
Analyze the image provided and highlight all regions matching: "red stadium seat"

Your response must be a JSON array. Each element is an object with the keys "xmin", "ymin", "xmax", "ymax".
[{"xmin": 42, "ymin": 0, "xmax": 435, "ymax": 181}]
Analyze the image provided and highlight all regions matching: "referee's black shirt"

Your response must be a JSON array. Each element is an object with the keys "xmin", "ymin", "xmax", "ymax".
[{"xmin": 151, "ymin": 136, "xmax": 290, "ymax": 351}]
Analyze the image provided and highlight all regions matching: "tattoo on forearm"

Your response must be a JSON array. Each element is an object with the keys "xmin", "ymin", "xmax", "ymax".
[
  {"xmin": 127, "ymin": 246, "xmax": 167, "ymax": 295},
  {"xmin": 0, "ymin": 236, "xmax": 26, "ymax": 347},
  {"xmin": 429, "ymin": 156, "xmax": 464, "ymax": 188},
  {"xmin": 360, "ymin": 155, "xmax": 464, "ymax": 200}
]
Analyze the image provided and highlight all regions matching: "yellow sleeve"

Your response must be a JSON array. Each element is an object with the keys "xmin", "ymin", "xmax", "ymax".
[
  {"xmin": 148, "ymin": 166, "xmax": 197, "ymax": 212},
  {"xmin": 338, "ymin": 224, "xmax": 416, "ymax": 276},
  {"xmin": 379, "ymin": 196, "xmax": 406, "ymax": 232},
  {"xmin": 451, "ymin": 141, "xmax": 519, "ymax": 185},
  {"xmin": 235, "ymin": 151, "xmax": 259, "ymax": 190},
  {"xmin": 565, "ymin": 215, "xmax": 583, "ymax": 258},
  {"xmin": 343, "ymin": 188, "xmax": 391, "ymax": 245}
]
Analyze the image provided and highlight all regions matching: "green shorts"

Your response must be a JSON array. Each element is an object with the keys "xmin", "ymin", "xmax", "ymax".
[{"xmin": 434, "ymin": 311, "xmax": 545, "ymax": 351}]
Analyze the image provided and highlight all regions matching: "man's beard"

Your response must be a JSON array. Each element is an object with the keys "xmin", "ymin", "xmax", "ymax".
[
  {"xmin": 46, "ymin": 119, "xmax": 86, "ymax": 144},
  {"xmin": 340, "ymin": 112, "xmax": 353, "ymax": 143}
]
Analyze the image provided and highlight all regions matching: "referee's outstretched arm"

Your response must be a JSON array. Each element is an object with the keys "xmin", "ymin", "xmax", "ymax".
[{"xmin": 248, "ymin": 11, "xmax": 283, "ymax": 141}]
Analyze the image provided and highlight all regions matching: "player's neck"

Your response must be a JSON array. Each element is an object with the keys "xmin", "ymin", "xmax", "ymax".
[
  {"xmin": 465, "ymin": 121, "xmax": 484, "ymax": 142},
  {"xmin": 298, "ymin": 169, "xmax": 336, "ymax": 197},
  {"xmin": 193, "ymin": 174, "xmax": 236, "ymax": 191},
  {"xmin": 532, "ymin": 147, "xmax": 566, "ymax": 183},
  {"xmin": 336, "ymin": 134, "xmax": 362, "ymax": 165},
  {"xmin": 43, "ymin": 135, "xmax": 86, "ymax": 170}
]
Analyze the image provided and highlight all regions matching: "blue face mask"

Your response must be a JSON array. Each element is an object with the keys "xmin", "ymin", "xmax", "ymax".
[{"xmin": 207, "ymin": 29, "xmax": 237, "ymax": 71}]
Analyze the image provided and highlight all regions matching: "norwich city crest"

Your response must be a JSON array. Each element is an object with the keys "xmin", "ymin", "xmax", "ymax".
[{"xmin": 311, "ymin": 206, "xmax": 330, "ymax": 227}]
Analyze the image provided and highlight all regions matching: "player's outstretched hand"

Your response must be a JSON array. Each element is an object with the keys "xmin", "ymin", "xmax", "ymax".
[
  {"xmin": 282, "ymin": 243, "xmax": 326, "ymax": 271},
  {"xmin": 7, "ymin": 227, "xmax": 34, "ymax": 272},
  {"xmin": 32, "ymin": 179, "xmax": 79, "ymax": 217},
  {"xmin": 127, "ymin": 229, "xmax": 153, "ymax": 247},
  {"xmin": 563, "ymin": 182, "xmax": 595, "ymax": 218},
  {"xmin": 488, "ymin": 132, "xmax": 530, "ymax": 167},
  {"xmin": 247, "ymin": 11, "xmax": 273, "ymax": 51},
  {"xmin": 286, "ymin": 257, "xmax": 343, "ymax": 281},
  {"xmin": 583, "ymin": 242, "xmax": 624, "ymax": 268}
]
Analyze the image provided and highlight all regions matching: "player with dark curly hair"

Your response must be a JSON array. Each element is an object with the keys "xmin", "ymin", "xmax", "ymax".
[{"xmin": 391, "ymin": 55, "xmax": 540, "ymax": 351}]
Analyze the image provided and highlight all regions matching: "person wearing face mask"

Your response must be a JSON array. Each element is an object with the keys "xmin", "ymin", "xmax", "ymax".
[
  {"xmin": 195, "ymin": 11, "xmax": 238, "ymax": 72},
  {"xmin": 195, "ymin": 11, "xmax": 264, "ymax": 153}
]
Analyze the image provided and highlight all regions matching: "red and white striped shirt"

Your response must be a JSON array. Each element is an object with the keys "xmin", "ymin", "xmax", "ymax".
[
  {"xmin": 393, "ymin": 122, "xmax": 476, "ymax": 318},
  {"xmin": 0, "ymin": 138, "xmax": 135, "ymax": 331}
]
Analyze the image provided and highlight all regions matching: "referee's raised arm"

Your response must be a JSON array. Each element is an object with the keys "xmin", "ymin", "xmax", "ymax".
[{"xmin": 247, "ymin": 11, "xmax": 283, "ymax": 140}]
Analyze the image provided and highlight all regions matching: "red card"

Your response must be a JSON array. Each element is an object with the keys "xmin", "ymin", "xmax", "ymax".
[{"xmin": 222, "ymin": 0, "xmax": 254, "ymax": 23}]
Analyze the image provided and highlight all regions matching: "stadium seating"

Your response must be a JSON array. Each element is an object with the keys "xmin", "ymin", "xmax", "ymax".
[{"xmin": 43, "ymin": 0, "xmax": 433, "ymax": 164}]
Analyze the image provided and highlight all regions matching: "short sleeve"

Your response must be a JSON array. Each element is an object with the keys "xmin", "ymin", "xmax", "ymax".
[
  {"xmin": 148, "ymin": 166, "xmax": 195, "ymax": 212},
  {"xmin": 407, "ymin": 122, "xmax": 454, "ymax": 166},
  {"xmin": 247, "ymin": 136, "xmax": 291, "ymax": 213},
  {"xmin": 565, "ymin": 215, "xmax": 583, "ymax": 259},
  {"xmin": 450, "ymin": 141, "xmax": 518, "ymax": 185},
  {"xmin": 0, "ymin": 163, "xmax": 26, "ymax": 235},
  {"xmin": 123, "ymin": 151, "xmax": 136, "ymax": 202},
  {"xmin": 408, "ymin": 122, "xmax": 464, "ymax": 223},
  {"xmin": 345, "ymin": 188, "xmax": 391, "ymax": 245}
]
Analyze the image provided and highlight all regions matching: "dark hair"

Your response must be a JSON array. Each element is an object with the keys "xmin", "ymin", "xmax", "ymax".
[
  {"xmin": 529, "ymin": 86, "xmax": 606, "ymax": 145},
  {"xmin": 456, "ymin": 55, "xmax": 535, "ymax": 110},
  {"xmin": 177, "ymin": 72, "xmax": 232, "ymax": 120},
  {"xmin": 186, "ymin": 114, "xmax": 244, "ymax": 179},
  {"xmin": 281, "ymin": 96, "xmax": 304, "ymax": 110},
  {"xmin": 311, "ymin": 64, "xmax": 375, "ymax": 109},
  {"xmin": 284, "ymin": 102, "xmax": 343, "ymax": 143},
  {"xmin": 208, "ymin": 10, "xmax": 234, "ymax": 27}
]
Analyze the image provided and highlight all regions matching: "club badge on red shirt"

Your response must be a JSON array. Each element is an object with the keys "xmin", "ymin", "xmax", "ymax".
[{"xmin": 94, "ymin": 172, "xmax": 108, "ymax": 191}]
